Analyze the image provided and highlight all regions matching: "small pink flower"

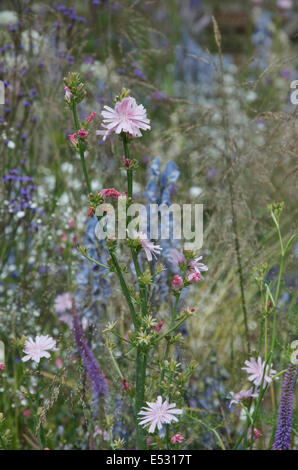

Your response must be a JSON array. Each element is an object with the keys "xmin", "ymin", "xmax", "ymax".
[
  {"xmin": 140, "ymin": 237, "xmax": 162, "ymax": 262},
  {"xmin": 153, "ymin": 321, "xmax": 163, "ymax": 332},
  {"xmin": 172, "ymin": 275, "xmax": 183, "ymax": 290},
  {"xmin": 100, "ymin": 188, "xmax": 122, "ymax": 198},
  {"xmin": 78, "ymin": 128, "xmax": 87, "ymax": 139},
  {"xmin": 88, "ymin": 207, "xmax": 94, "ymax": 217},
  {"xmin": 0, "ymin": 363, "xmax": 5, "ymax": 371},
  {"xmin": 59, "ymin": 233, "xmax": 67, "ymax": 242},
  {"xmin": 171, "ymin": 433, "xmax": 184, "ymax": 444},
  {"xmin": 123, "ymin": 378, "xmax": 131, "ymax": 391},
  {"xmin": 64, "ymin": 86, "xmax": 72, "ymax": 100},
  {"xmin": 68, "ymin": 218, "xmax": 75, "ymax": 230},
  {"xmin": 68, "ymin": 132, "xmax": 77, "ymax": 143},
  {"xmin": 97, "ymin": 96, "xmax": 150, "ymax": 141},
  {"xmin": 123, "ymin": 154, "xmax": 131, "ymax": 168},
  {"xmin": 55, "ymin": 358, "xmax": 63, "ymax": 368},
  {"xmin": 247, "ymin": 427, "xmax": 262, "ymax": 441},
  {"xmin": 23, "ymin": 409, "xmax": 31, "ymax": 417},
  {"xmin": 187, "ymin": 272, "xmax": 201, "ymax": 283},
  {"xmin": 86, "ymin": 111, "xmax": 96, "ymax": 123}
]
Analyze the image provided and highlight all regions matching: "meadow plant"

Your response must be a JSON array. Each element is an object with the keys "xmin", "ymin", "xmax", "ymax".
[{"xmin": 0, "ymin": 0, "xmax": 297, "ymax": 452}]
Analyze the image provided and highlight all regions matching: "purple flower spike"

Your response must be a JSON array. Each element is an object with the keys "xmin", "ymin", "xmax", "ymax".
[
  {"xmin": 272, "ymin": 364, "xmax": 297, "ymax": 450},
  {"xmin": 72, "ymin": 314, "xmax": 108, "ymax": 398}
]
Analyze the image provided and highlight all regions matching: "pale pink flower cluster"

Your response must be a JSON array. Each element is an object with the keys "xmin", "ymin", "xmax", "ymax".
[
  {"xmin": 97, "ymin": 96, "xmax": 150, "ymax": 141},
  {"xmin": 169, "ymin": 249, "xmax": 208, "ymax": 284},
  {"xmin": 100, "ymin": 188, "xmax": 122, "ymax": 198},
  {"xmin": 172, "ymin": 275, "xmax": 183, "ymax": 290},
  {"xmin": 138, "ymin": 396, "xmax": 183, "ymax": 433},
  {"xmin": 22, "ymin": 335, "xmax": 57, "ymax": 363}
]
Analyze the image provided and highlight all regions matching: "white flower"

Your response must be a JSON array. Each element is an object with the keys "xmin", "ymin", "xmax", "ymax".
[
  {"xmin": 0, "ymin": 11, "xmax": 18, "ymax": 25},
  {"xmin": 138, "ymin": 396, "xmax": 183, "ymax": 433},
  {"xmin": 242, "ymin": 357, "xmax": 277, "ymax": 388},
  {"xmin": 22, "ymin": 335, "xmax": 57, "ymax": 363}
]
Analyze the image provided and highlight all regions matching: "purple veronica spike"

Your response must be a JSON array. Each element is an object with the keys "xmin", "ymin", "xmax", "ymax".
[
  {"xmin": 72, "ymin": 314, "xmax": 108, "ymax": 398},
  {"xmin": 272, "ymin": 364, "xmax": 297, "ymax": 450}
]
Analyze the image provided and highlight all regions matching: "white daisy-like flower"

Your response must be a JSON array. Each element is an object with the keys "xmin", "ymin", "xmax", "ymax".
[
  {"xmin": 242, "ymin": 357, "xmax": 277, "ymax": 388},
  {"xmin": 22, "ymin": 335, "xmax": 57, "ymax": 363},
  {"xmin": 138, "ymin": 396, "xmax": 183, "ymax": 433}
]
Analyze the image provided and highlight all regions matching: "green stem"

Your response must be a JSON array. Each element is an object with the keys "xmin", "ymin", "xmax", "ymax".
[
  {"xmin": 122, "ymin": 135, "xmax": 149, "ymax": 450},
  {"xmin": 135, "ymin": 348, "xmax": 147, "ymax": 450},
  {"xmin": 72, "ymin": 101, "xmax": 91, "ymax": 193},
  {"xmin": 160, "ymin": 295, "xmax": 180, "ymax": 388},
  {"xmin": 271, "ymin": 255, "xmax": 284, "ymax": 354},
  {"xmin": 109, "ymin": 251, "xmax": 138, "ymax": 330}
]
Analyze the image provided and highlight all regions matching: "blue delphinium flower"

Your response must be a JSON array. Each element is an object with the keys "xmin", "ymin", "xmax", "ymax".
[
  {"xmin": 144, "ymin": 157, "xmax": 182, "ymax": 305},
  {"xmin": 74, "ymin": 216, "xmax": 111, "ymax": 325}
]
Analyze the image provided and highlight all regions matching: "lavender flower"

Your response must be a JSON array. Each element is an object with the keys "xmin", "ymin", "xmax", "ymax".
[
  {"xmin": 272, "ymin": 364, "xmax": 297, "ymax": 450},
  {"xmin": 72, "ymin": 313, "xmax": 108, "ymax": 398}
]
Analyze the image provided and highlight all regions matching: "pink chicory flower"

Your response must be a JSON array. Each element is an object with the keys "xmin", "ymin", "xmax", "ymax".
[
  {"xmin": 138, "ymin": 396, "xmax": 183, "ymax": 433},
  {"xmin": 22, "ymin": 335, "xmax": 57, "ymax": 363},
  {"xmin": 242, "ymin": 357, "xmax": 277, "ymax": 389},
  {"xmin": 168, "ymin": 249, "xmax": 186, "ymax": 267},
  {"xmin": 188, "ymin": 256, "xmax": 208, "ymax": 276},
  {"xmin": 54, "ymin": 293, "xmax": 73, "ymax": 314},
  {"xmin": 97, "ymin": 96, "xmax": 150, "ymax": 141},
  {"xmin": 140, "ymin": 237, "xmax": 162, "ymax": 262},
  {"xmin": 228, "ymin": 388, "xmax": 259, "ymax": 407}
]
